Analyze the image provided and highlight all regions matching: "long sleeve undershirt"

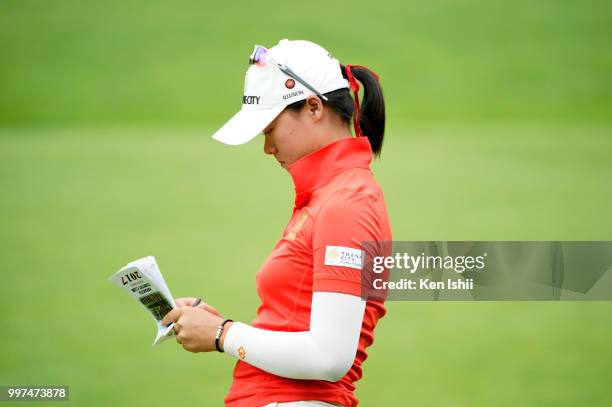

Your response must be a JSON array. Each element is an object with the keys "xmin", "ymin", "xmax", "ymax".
[{"xmin": 223, "ymin": 292, "xmax": 366, "ymax": 382}]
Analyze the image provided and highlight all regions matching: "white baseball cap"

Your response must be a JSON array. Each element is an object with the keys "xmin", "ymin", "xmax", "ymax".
[{"xmin": 211, "ymin": 39, "xmax": 349, "ymax": 145}]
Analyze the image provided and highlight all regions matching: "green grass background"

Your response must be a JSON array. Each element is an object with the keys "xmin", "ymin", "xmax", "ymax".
[{"xmin": 1, "ymin": 0, "xmax": 611, "ymax": 406}]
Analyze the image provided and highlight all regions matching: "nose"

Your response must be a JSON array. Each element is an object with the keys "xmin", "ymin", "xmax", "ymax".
[{"xmin": 263, "ymin": 133, "xmax": 277, "ymax": 155}]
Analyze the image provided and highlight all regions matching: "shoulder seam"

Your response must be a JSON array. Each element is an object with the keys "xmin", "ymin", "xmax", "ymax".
[{"xmin": 311, "ymin": 186, "xmax": 383, "ymax": 241}]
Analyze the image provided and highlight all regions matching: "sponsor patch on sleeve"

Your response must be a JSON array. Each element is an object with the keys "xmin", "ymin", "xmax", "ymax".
[{"xmin": 324, "ymin": 246, "xmax": 364, "ymax": 270}]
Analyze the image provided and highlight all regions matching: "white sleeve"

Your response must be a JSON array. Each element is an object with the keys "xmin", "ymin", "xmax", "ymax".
[{"xmin": 222, "ymin": 291, "xmax": 366, "ymax": 382}]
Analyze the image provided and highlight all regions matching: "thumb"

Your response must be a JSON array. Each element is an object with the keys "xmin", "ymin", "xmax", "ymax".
[{"xmin": 198, "ymin": 303, "xmax": 222, "ymax": 318}]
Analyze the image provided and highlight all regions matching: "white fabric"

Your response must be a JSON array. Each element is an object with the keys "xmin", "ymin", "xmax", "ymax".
[
  {"xmin": 212, "ymin": 39, "xmax": 349, "ymax": 145},
  {"xmin": 223, "ymin": 292, "xmax": 366, "ymax": 382},
  {"xmin": 212, "ymin": 105, "xmax": 285, "ymax": 146}
]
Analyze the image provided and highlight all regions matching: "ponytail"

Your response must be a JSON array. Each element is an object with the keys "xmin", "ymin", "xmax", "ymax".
[
  {"xmin": 342, "ymin": 64, "xmax": 386, "ymax": 156},
  {"xmin": 286, "ymin": 63, "xmax": 386, "ymax": 156}
]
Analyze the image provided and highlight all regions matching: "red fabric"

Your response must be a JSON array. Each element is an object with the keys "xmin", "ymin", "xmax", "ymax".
[
  {"xmin": 344, "ymin": 65, "xmax": 380, "ymax": 139},
  {"xmin": 225, "ymin": 137, "xmax": 392, "ymax": 407}
]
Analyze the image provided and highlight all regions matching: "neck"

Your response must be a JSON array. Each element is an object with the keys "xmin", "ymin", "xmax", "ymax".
[{"xmin": 312, "ymin": 123, "xmax": 353, "ymax": 150}]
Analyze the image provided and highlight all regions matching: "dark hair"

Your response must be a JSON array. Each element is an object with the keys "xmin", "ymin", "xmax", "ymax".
[{"xmin": 286, "ymin": 64, "xmax": 386, "ymax": 156}]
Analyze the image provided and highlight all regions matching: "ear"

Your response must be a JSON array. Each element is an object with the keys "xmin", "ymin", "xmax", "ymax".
[{"xmin": 304, "ymin": 96, "xmax": 324, "ymax": 123}]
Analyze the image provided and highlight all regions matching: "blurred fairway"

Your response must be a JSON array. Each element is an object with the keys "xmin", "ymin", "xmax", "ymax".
[
  {"xmin": 1, "ymin": 124, "xmax": 611, "ymax": 406},
  {"xmin": 1, "ymin": 0, "xmax": 611, "ymax": 125},
  {"xmin": 1, "ymin": 0, "xmax": 612, "ymax": 406}
]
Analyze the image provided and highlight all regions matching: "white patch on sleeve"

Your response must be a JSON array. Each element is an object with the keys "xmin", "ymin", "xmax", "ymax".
[{"xmin": 324, "ymin": 246, "xmax": 364, "ymax": 270}]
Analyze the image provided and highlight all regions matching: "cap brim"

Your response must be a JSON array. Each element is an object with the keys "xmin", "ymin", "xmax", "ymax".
[{"xmin": 212, "ymin": 106, "xmax": 285, "ymax": 145}]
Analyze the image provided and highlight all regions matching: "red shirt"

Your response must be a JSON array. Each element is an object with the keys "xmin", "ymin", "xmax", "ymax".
[{"xmin": 225, "ymin": 137, "xmax": 392, "ymax": 407}]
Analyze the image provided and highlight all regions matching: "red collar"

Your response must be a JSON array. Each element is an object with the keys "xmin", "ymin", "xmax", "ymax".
[{"xmin": 287, "ymin": 137, "xmax": 372, "ymax": 208}]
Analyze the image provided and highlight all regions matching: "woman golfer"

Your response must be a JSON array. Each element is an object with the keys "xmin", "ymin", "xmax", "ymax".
[{"xmin": 162, "ymin": 39, "xmax": 391, "ymax": 407}]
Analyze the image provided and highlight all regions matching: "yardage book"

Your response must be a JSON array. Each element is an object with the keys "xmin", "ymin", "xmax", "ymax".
[{"xmin": 109, "ymin": 256, "xmax": 177, "ymax": 346}]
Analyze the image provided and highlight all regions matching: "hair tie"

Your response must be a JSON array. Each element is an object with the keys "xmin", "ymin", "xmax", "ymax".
[{"xmin": 345, "ymin": 64, "xmax": 380, "ymax": 138}]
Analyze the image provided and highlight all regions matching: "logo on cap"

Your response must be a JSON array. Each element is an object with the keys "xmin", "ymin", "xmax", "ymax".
[
  {"xmin": 285, "ymin": 79, "xmax": 295, "ymax": 89},
  {"xmin": 283, "ymin": 90, "xmax": 304, "ymax": 100},
  {"xmin": 243, "ymin": 95, "xmax": 260, "ymax": 105}
]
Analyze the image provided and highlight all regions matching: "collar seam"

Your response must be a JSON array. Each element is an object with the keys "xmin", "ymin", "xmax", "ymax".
[{"xmin": 296, "ymin": 165, "xmax": 371, "ymax": 195}]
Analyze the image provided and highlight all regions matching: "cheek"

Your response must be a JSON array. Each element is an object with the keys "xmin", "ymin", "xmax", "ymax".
[
  {"xmin": 273, "ymin": 121, "xmax": 298, "ymax": 154},
  {"xmin": 277, "ymin": 133, "xmax": 308, "ymax": 164},
  {"xmin": 272, "ymin": 114, "xmax": 314, "ymax": 164}
]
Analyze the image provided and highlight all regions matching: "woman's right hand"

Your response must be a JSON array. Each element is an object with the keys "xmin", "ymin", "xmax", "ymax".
[{"xmin": 174, "ymin": 297, "xmax": 222, "ymax": 317}]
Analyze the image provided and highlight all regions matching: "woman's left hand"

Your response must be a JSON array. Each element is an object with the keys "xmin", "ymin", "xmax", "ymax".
[{"xmin": 161, "ymin": 306, "xmax": 223, "ymax": 353}]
